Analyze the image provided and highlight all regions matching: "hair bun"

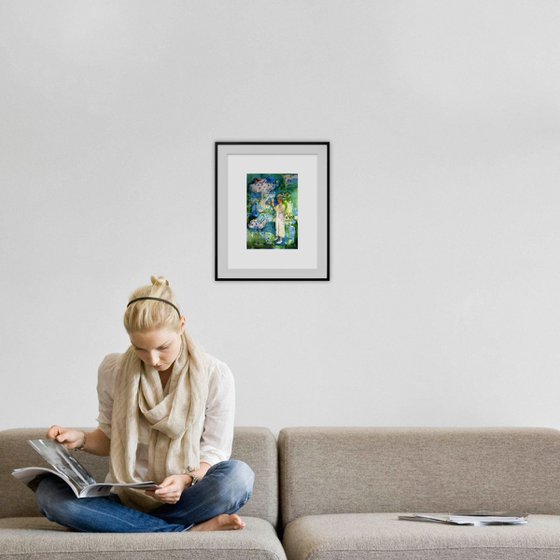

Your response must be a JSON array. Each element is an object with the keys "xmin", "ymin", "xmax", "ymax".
[{"xmin": 150, "ymin": 275, "xmax": 170, "ymax": 287}]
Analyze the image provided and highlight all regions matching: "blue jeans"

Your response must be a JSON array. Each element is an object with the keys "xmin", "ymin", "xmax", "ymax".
[{"xmin": 35, "ymin": 460, "xmax": 255, "ymax": 533}]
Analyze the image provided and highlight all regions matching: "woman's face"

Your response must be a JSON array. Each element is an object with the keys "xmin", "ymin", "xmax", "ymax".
[{"xmin": 129, "ymin": 323, "xmax": 184, "ymax": 372}]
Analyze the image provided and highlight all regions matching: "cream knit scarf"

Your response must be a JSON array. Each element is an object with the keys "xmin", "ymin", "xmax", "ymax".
[{"xmin": 109, "ymin": 332, "xmax": 209, "ymax": 511}]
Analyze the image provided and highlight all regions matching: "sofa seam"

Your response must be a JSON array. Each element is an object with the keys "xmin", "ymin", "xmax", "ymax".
[
  {"xmin": 1, "ymin": 546, "xmax": 284, "ymax": 559},
  {"xmin": 304, "ymin": 544, "xmax": 560, "ymax": 560}
]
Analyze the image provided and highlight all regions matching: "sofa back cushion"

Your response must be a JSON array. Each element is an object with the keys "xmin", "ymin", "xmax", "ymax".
[
  {"xmin": 0, "ymin": 427, "xmax": 278, "ymax": 527},
  {"xmin": 279, "ymin": 427, "xmax": 560, "ymax": 527}
]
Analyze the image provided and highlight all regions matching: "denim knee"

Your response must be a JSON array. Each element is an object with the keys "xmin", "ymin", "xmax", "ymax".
[
  {"xmin": 218, "ymin": 459, "xmax": 255, "ymax": 507},
  {"xmin": 35, "ymin": 475, "xmax": 76, "ymax": 523},
  {"xmin": 230, "ymin": 459, "xmax": 255, "ymax": 495}
]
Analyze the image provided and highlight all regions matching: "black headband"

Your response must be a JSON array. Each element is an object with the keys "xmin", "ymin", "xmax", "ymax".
[{"xmin": 126, "ymin": 297, "xmax": 181, "ymax": 318}]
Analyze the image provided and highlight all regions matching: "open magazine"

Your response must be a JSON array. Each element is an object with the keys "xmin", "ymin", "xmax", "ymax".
[
  {"xmin": 12, "ymin": 439, "xmax": 159, "ymax": 498},
  {"xmin": 398, "ymin": 512, "xmax": 528, "ymax": 526}
]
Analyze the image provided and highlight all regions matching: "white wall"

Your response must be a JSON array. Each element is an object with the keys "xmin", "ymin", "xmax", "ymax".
[{"xmin": 2, "ymin": 1, "xmax": 560, "ymax": 433}]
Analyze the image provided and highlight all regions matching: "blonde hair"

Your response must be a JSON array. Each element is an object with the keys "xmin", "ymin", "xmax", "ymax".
[{"xmin": 123, "ymin": 276, "xmax": 181, "ymax": 333}]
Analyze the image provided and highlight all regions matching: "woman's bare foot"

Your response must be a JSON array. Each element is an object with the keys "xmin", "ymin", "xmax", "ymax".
[{"xmin": 190, "ymin": 514, "xmax": 246, "ymax": 532}]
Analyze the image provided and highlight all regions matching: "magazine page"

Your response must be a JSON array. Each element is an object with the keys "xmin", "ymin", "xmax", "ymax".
[
  {"xmin": 449, "ymin": 513, "xmax": 528, "ymax": 525},
  {"xmin": 12, "ymin": 467, "xmax": 83, "ymax": 497},
  {"xmin": 398, "ymin": 515, "xmax": 450, "ymax": 524},
  {"xmin": 28, "ymin": 439, "xmax": 96, "ymax": 491},
  {"xmin": 77, "ymin": 481, "xmax": 160, "ymax": 498},
  {"xmin": 398, "ymin": 513, "xmax": 529, "ymax": 526}
]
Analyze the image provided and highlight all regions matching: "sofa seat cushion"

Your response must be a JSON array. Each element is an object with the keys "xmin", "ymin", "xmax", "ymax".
[
  {"xmin": 0, "ymin": 516, "xmax": 286, "ymax": 560},
  {"xmin": 283, "ymin": 513, "xmax": 560, "ymax": 560}
]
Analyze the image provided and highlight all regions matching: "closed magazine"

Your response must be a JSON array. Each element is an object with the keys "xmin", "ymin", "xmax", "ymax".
[
  {"xmin": 12, "ymin": 439, "xmax": 159, "ymax": 498},
  {"xmin": 398, "ymin": 512, "xmax": 528, "ymax": 526}
]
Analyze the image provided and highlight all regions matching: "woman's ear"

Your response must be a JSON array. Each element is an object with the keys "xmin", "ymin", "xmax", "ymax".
[{"xmin": 179, "ymin": 315, "xmax": 186, "ymax": 333}]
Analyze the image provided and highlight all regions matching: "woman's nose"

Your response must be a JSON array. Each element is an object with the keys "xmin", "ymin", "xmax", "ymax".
[{"xmin": 147, "ymin": 351, "xmax": 159, "ymax": 365}]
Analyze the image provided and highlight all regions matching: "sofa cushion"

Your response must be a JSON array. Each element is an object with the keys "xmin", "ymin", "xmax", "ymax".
[
  {"xmin": 279, "ymin": 427, "xmax": 560, "ymax": 526},
  {"xmin": 0, "ymin": 516, "xmax": 286, "ymax": 560},
  {"xmin": 283, "ymin": 513, "xmax": 560, "ymax": 560}
]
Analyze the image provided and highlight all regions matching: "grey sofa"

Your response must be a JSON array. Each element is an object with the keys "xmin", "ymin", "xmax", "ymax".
[
  {"xmin": 4, "ymin": 427, "xmax": 560, "ymax": 560},
  {"xmin": 0, "ymin": 427, "xmax": 286, "ymax": 560},
  {"xmin": 279, "ymin": 427, "xmax": 560, "ymax": 560}
]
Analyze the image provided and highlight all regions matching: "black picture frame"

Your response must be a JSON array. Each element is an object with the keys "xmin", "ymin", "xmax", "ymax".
[{"xmin": 215, "ymin": 141, "xmax": 330, "ymax": 281}]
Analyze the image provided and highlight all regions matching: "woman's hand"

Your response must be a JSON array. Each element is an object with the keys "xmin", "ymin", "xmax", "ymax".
[
  {"xmin": 47, "ymin": 425, "xmax": 85, "ymax": 450},
  {"xmin": 146, "ymin": 474, "xmax": 191, "ymax": 504}
]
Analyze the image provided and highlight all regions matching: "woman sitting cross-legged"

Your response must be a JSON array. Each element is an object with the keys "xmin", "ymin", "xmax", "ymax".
[{"xmin": 35, "ymin": 275, "xmax": 254, "ymax": 533}]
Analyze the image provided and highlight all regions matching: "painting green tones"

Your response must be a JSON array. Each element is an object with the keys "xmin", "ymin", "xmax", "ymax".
[{"xmin": 247, "ymin": 174, "xmax": 298, "ymax": 249}]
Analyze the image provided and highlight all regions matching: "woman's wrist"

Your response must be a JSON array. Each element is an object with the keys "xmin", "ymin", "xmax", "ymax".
[
  {"xmin": 176, "ymin": 473, "xmax": 191, "ymax": 489},
  {"xmin": 77, "ymin": 432, "xmax": 87, "ymax": 451},
  {"xmin": 181, "ymin": 472, "xmax": 199, "ymax": 487}
]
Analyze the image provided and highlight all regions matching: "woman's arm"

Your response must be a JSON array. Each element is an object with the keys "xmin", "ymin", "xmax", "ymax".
[{"xmin": 199, "ymin": 359, "xmax": 235, "ymax": 467}]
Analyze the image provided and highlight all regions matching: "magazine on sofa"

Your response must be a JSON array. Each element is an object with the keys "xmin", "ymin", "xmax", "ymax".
[
  {"xmin": 398, "ymin": 512, "xmax": 529, "ymax": 526},
  {"xmin": 12, "ymin": 439, "xmax": 159, "ymax": 498}
]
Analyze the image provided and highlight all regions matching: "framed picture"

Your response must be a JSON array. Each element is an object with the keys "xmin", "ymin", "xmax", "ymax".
[{"xmin": 215, "ymin": 141, "xmax": 330, "ymax": 281}]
